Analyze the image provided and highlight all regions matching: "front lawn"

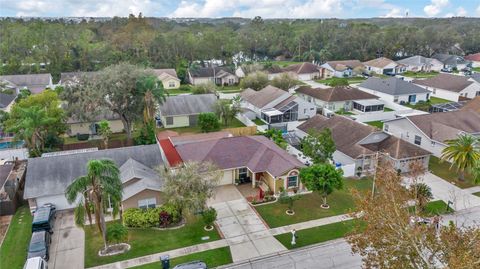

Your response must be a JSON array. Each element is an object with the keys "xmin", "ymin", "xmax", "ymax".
[
  {"xmin": 129, "ymin": 247, "xmax": 232, "ymax": 269},
  {"xmin": 255, "ymin": 179, "xmax": 372, "ymax": 228},
  {"xmin": 365, "ymin": 121, "xmax": 383, "ymax": 129},
  {"xmin": 473, "ymin": 67, "xmax": 480, "ymax": 72},
  {"xmin": 403, "ymin": 97, "xmax": 450, "ymax": 111},
  {"xmin": 84, "ymin": 217, "xmax": 221, "ymax": 267},
  {"xmin": 0, "ymin": 206, "xmax": 32, "ymax": 269},
  {"xmin": 423, "ymin": 200, "xmax": 453, "ymax": 216},
  {"xmin": 274, "ymin": 219, "xmax": 364, "ymax": 249},
  {"xmin": 253, "ymin": 118, "xmax": 266, "ymax": 125},
  {"xmin": 165, "ymin": 85, "xmax": 193, "ymax": 95},
  {"xmin": 402, "ymin": 71, "xmax": 439, "ymax": 78},
  {"xmin": 429, "ymin": 156, "xmax": 476, "ymax": 189},
  {"xmin": 315, "ymin": 76, "xmax": 366, "ymax": 85},
  {"xmin": 217, "ymin": 85, "xmax": 242, "ymax": 93}
]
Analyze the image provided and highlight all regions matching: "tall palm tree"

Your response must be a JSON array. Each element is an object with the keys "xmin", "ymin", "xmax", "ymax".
[
  {"xmin": 441, "ymin": 134, "xmax": 480, "ymax": 181},
  {"xmin": 65, "ymin": 159, "xmax": 122, "ymax": 250},
  {"xmin": 136, "ymin": 75, "xmax": 166, "ymax": 123}
]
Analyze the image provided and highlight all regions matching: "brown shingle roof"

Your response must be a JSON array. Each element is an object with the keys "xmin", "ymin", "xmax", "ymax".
[
  {"xmin": 363, "ymin": 57, "xmax": 398, "ymax": 68},
  {"xmin": 240, "ymin": 85, "xmax": 287, "ymax": 108},
  {"xmin": 298, "ymin": 115, "xmax": 430, "ymax": 159},
  {"xmin": 175, "ymin": 136, "xmax": 304, "ymax": 177},
  {"xmin": 461, "ymin": 97, "xmax": 480, "ymax": 114},
  {"xmin": 413, "ymin": 73, "xmax": 473, "ymax": 93},
  {"xmin": 465, "ymin": 53, "xmax": 480, "ymax": 62},
  {"xmin": 152, "ymin": 69, "xmax": 178, "ymax": 79},
  {"xmin": 296, "ymin": 86, "xmax": 379, "ymax": 102},
  {"xmin": 326, "ymin": 60, "xmax": 364, "ymax": 71},
  {"xmin": 405, "ymin": 110, "xmax": 480, "ymax": 142},
  {"xmin": 283, "ymin": 62, "xmax": 320, "ymax": 74}
]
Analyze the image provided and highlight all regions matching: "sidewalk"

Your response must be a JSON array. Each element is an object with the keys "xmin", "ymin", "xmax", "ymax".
[
  {"xmin": 464, "ymin": 186, "xmax": 480, "ymax": 194},
  {"xmin": 87, "ymin": 239, "xmax": 228, "ymax": 269},
  {"xmin": 270, "ymin": 213, "xmax": 352, "ymax": 236}
]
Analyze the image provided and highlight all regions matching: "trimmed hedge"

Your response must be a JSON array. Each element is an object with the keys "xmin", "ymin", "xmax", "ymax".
[{"xmin": 123, "ymin": 204, "xmax": 181, "ymax": 228}]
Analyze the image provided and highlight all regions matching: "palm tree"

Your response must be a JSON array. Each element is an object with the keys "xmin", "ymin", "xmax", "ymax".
[
  {"xmin": 410, "ymin": 183, "xmax": 433, "ymax": 212},
  {"xmin": 65, "ymin": 159, "xmax": 122, "ymax": 250},
  {"xmin": 136, "ymin": 75, "xmax": 166, "ymax": 123},
  {"xmin": 441, "ymin": 134, "xmax": 480, "ymax": 181}
]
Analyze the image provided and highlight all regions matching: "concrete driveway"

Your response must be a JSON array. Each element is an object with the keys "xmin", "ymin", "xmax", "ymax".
[
  {"xmin": 48, "ymin": 211, "xmax": 84, "ymax": 269},
  {"xmin": 208, "ymin": 186, "xmax": 286, "ymax": 263}
]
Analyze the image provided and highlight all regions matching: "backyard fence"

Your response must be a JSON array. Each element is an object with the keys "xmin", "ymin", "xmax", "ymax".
[
  {"xmin": 224, "ymin": 126, "xmax": 257, "ymax": 136},
  {"xmin": 61, "ymin": 139, "xmax": 134, "ymax": 151}
]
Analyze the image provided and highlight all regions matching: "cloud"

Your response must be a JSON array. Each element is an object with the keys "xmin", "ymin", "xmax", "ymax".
[
  {"xmin": 382, "ymin": 8, "xmax": 403, "ymax": 18},
  {"xmin": 424, "ymin": 0, "xmax": 449, "ymax": 17},
  {"xmin": 455, "ymin": 7, "xmax": 467, "ymax": 16}
]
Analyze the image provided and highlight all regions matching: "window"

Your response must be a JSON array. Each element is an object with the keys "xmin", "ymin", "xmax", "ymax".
[
  {"xmin": 393, "ymin": 96, "xmax": 399, "ymax": 103},
  {"xmin": 166, "ymin": 117, "xmax": 173, "ymax": 125},
  {"xmin": 168, "ymin": 81, "xmax": 176, "ymax": 88},
  {"xmin": 431, "ymin": 141, "xmax": 436, "ymax": 147},
  {"xmin": 138, "ymin": 198, "xmax": 156, "ymax": 209},
  {"xmin": 476, "ymin": 91, "xmax": 480, "ymax": 96},
  {"xmin": 384, "ymin": 124, "xmax": 389, "ymax": 132},
  {"xmin": 287, "ymin": 176, "xmax": 298, "ymax": 188},
  {"xmin": 414, "ymin": 135, "xmax": 422, "ymax": 145},
  {"xmin": 304, "ymin": 109, "xmax": 307, "ymax": 114}
]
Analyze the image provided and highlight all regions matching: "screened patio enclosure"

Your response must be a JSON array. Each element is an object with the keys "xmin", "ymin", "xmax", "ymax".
[
  {"xmin": 260, "ymin": 102, "xmax": 298, "ymax": 124},
  {"xmin": 352, "ymin": 99, "xmax": 385, "ymax": 113}
]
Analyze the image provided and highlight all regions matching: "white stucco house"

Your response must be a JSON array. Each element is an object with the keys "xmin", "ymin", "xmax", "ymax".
[
  {"xmin": 240, "ymin": 85, "xmax": 316, "ymax": 124},
  {"xmin": 319, "ymin": 60, "xmax": 364, "ymax": 78},
  {"xmin": 358, "ymin": 77, "xmax": 430, "ymax": 105},
  {"xmin": 267, "ymin": 62, "xmax": 320, "ymax": 81},
  {"xmin": 363, "ymin": 57, "xmax": 406, "ymax": 75},
  {"xmin": 397, "ymin": 55, "xmax": 443, "ymax": 72},
  {"xmin": 383, "ymin": 110, "xmax": 480, "ymax": 158},
  {"xmin": 188, "ymin": 66, "xmax": 239, "ymax": 86},
  {"xmin": 413, "ymin": 73, "xmax": 480, "ymax": 102}
]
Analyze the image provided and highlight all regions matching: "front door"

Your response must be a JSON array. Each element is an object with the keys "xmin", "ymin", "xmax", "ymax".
[
  {"xmin": 238, "ymin": 167, "xmax": 250, "ymax": 184},
  {"xmin": 408, "ymin": 95, "xmax": 416, "ymax": 103}
]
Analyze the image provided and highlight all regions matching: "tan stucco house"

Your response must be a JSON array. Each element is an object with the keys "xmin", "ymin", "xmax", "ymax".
[
  {"xmin": 153, "ymin": 69, "xmax": 181, "ymax": 90},
  {"xmin": 66, "ymin": 112, "xmax": 124, "ymax": 136}
]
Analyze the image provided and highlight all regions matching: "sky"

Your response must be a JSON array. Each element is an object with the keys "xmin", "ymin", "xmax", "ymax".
[{"xmin": 0, "ymin": 0, "xmax": 479, "ymax": 18}]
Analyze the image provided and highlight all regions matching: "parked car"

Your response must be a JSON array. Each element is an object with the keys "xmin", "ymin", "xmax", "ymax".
[
  {"xmin": 172, "ymin": 261, "xmax": 208, "ymax": 269},
  {"xmin": 32, "ymin": 205, "xmax": 56, "ymax": 233},
  {"xmin": 441, "ymin": 67, "xmax": 453, "ymax": 73},
  {"xmin": 27, "ymin": 230, "xmax": 51, "ymax": 261},
  {"xmin": 23, "ymin": 257, "xmax": 48, "ymax": 269}
]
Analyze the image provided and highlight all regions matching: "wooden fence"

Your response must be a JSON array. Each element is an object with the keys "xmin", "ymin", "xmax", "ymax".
[
  {"xmin": 61, "ymin": 139, "xmax": 134, "ymax": 151},
  {"xmin": 224, "ymin": 126, "xmax": 257, "ymax": 136}
]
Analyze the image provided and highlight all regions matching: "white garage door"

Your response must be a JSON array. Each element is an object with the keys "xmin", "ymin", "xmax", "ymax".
[
  {"xmin": 36, "ymin": 194, "xmax": 77, "ymax": 210},
  {"xmin": 218, "ymin": 170, "xmax": 234, "ymax": 185}
]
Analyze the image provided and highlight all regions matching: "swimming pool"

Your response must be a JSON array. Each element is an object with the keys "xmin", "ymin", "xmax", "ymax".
[{"xmin": 0, "ymin": 141, "xmax": 24, "ymax": 150}]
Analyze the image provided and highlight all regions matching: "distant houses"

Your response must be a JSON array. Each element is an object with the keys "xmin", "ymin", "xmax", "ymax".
[
  {"xmin": 0, "ymin": 73, "xmax": 54, "ymax": 94},
  {"xmin": 152, "ymin": 69, "xmax": 181, "ymax": 89},
  {"xmin": 465, "ymin": 52, "xmax": 480, "ymax": 67},
  {"xmin": 363, "ymin": 57, "xmax": 406, "ymax": 75},
  {"xmin": 431, "ymin": 53, "xmax": 471, "ymax": 70},
  {"xmin": 397, "ymin": 56, "xmax": 443, "ymax": 72},
  {"xmin": 267, "ymin": 62, "xmax": 321, "ymax": 81},
  {"xmin": 413, "ymin": 73, "xmax": 480, "ymax": 101},
  {"xmin": 319, "ymin": 60, "xmax": 364, "ymax": 79},
  {"xmin": 187, "ymin": 66, "xmax": 238, "ymax": 86}
]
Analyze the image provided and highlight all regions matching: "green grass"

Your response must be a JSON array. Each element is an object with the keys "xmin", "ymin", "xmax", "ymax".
[
  {"xmin": 217, "ymin": 85, "xmax": 242, "ymax": 93},
  {"xmin": 255, "ymin": 179, "xmax": 372, "ymax": 228},
  {"xmin": 253, "ymin": 118, "xmax": 266, "ymax": 125},
  {"xmin": 384, "ymin": 107, "xmax": 394, "ymax": 112},
  {"xmin": 129, "ymin": 247, "xmax": 232, "ymax": 269},
  {"xmin": 165, "ymin": 118, "xmax": 246, "ymax": 134},
  {"xmin": 64, "ymin": 132, "xmax": 127, "ymax": 145},
  {"xmin": 403, "ymin": 97, "xmax": 450, "ymax": 111},
  {"xmin": 429, "ymin": 97, "xmax": 451, "ymax": 105},
  {"xmin": 365, "ymin": 121, "xmax": 383, "ymax": 129},
  {"xmin": 165, "ymin": 85, "xmax": 193, "ymax": 95},
  {"xmin": 336, "ymin": 110, "xmax": 355, "ymax": 115},
  {"xmin": 0, "ymin": 206, "xmax": 33, "ymax": 269},
  {"xmin": 424, "ymin": 200, "xmax": 453, "ymax": 216},
  {"xmin": 315, "ymin": 76, "xmax": 366, "ymax": 85},
  {"xmin": 428, "ymin": 156, "xmax": 476, "ymax": 189},
  {"xmin": 274, "ymin": 219, "xmax": 365, "ymax": 249},
  {"xmin": 84, "ymin": 217, "xmax": 221, "ymax": 267},
  {"xmin": 260, "ymin": 60, "xmax": 300, "ymax": 67},
  {"xmin": 473, "ymin": 67, "xmax": 480, "ymax": 72},
  {"xmin": 402, "ymin": 71, "xmax": 439, "ymax": 78},
  {"xmin": 473, "ymin": 192, "xmax": 480, "ymax": 197}
]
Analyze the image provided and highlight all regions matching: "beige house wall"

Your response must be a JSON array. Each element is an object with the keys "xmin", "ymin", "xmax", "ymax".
[
  {"xmin": 122, "ymin": 189, "xmax": 164, "ymax": 210},
  {"xmin": 68, "ymin": 119, "xmax": 124, "ymax": 135},
  {"xmin": 161, "ymin": 115, "xmax": 190, "ymax": 128},
  {"xmin": 161, "ymin": 77, "xmax": 180, "ymax": 89}
]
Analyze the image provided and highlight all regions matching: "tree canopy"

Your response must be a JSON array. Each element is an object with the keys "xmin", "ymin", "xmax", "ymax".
[
  {"xmin": 299, "ymin": 163, "xmax": 343, "ymax": 208},
  {"xmin": 301, "ymin": 128, "xmax": 336, "ymax": 164}
]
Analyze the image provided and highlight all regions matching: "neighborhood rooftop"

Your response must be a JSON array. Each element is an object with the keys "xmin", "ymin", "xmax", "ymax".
[
  {"xmin": 324, "ymin": 60, "xmax": 363, "ymax": 71},
  {"xmin": 296, "ymin": 86, "xmax": 379, "ymax": 102},
  {"xmin": 0, "ymin": 73, "xmax": 52, "ymax": 94},
  {"xmin": 413, "ymin": 73, "xmax": 473, "ymax": 92},
  {"xmin": 240, "ymin": 85, "xmax": 287, "ymax": 108},
  {"xmin": 159, "ymin": 93, "xmax": 217, "ymax": 116},
  {"xmin": 397, "ymin": 55, "xmax": 439, "ymax": 66},
  {"xmin": 363, "ymin": 57, "xmax": 398, "ymax": 68},
  {"xmin": 24, "ymin": 144, "xmax": 163, "ymax": 199},
  {"xmin": 189, "ymin": 66, "xmax": 234, "ymax": 78},
  {"xmin": 359, "ymin": 77, "xmax": 430, "ymax": 95}
]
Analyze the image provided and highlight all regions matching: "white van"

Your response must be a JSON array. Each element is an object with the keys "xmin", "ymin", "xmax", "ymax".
[{"xmin": 23, "ymin": 257, "xmax": 48, "ymax": 269}]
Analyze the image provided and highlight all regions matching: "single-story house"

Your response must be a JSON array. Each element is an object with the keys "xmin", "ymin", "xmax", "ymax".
[
  {"xmin": 152, "ymin": 69, "xmax": 181, "ymax": 90},
  {"xmin": 465, "ymin": 53, "xmax": 480, "ymax": 67},
  {"xmin": 397, "ymin": 55, "xmax": 443, "ymax": 72},
  {"xmin": 0, "ymin": 91, "xmax": 17, "ymax": 112},
  {"xmin": 59, "ymin": 71, "xmax": 98, "ymax": 85},
  {"xmin": 0, "ymin": 73, "xmax": 53, "ymax": 94},
  {"xmin": 240, "ymin": 85, "xmax": 316, "ymax": 124},
  {"xmin": 188, "ymin": 66, "xmax": 238, "ymax": 86},
  {"xmin": 159, "ymin": 94, "xmax": 217, "ymax": 128},
  {"xmin": 158, "ymin": 133, "xmax": 306, "ymax": 195},
  {"xmin": 267, "ymin": 62, "xmax": 320, "ymax": 81},
  {"xmin": 66, "ymin": 112, "xmax": 124, "ymax": 136},
  {"xmin": 413, "ymin": 73, "xmax": 480, "ymax": 101},
  {"xmin": 358, "ymin": 77, "xmax": 430, "ymax": 104},
  {"xmin": 383, "ymin": 110, "xmax": 480, "ymax": 157},
  {"xmin": 24, "ymin": 144, "xmax": 164, "ymax": 210},
  {"xmin": 296, "ymin": 115, "xmax": 431, "ymax": 176},
  {"xmin": 363, "ymin": 57, "xmax": 406, "ymax": 75},
  {"xmin": 432, "ymin": 53, "xmax": 471, "ymax": 70},
  {"xmin": 319, "ymin": 60, "xmax": 364, "ymax": 79},
  {"xmin": 296, "ymin": 85, "xmax": 383, "ymax": 113}
]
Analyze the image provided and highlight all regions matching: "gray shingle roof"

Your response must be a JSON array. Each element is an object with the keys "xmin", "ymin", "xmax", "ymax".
[
  {"xmin": 240, "ymin": 85, "xmax": 287, "ymax": 108},
  {"xmin": 159, "ymin": 94, "xmax": 217, "ymax": 116},
  {"xmin": 432, "ymin": 53, "xmax": 469, "ymax": 66},
  {"xmin": 296, "ymin": 86, "xmax": 379, "ymax": 102},
  {"xmin": 120, "ymin": 158, "xmax": 163, "ymax": 200},
  {"xmin": 0, "ymin": 74, "xmax": 52, "ymax": 94},
  {"xmin": 24, "ymin": 144, "xmax": 163, "ymax": 199},
  {"xmin": 0, "ymin": 92, "xmax": 17, "ymax": 109},
  {"xmin": 189, "ymin": 66, "xmax": 234, "ymax": 78},
  {"xmin": 397, "ymin": 55, "xmax": 440, "ymax": 66},
  {"xmin": 60, "ymin": 71, "xmax": 98, "ymax": 84},
  {"xmin": 359, "ymin": 77, "xmax": 430, "ymax": 95}
]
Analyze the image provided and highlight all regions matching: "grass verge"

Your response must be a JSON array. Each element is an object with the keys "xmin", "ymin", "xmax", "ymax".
[
  {"xmin": 0, "ymin": 206, "xmax": 32, "ymax": 269},
  {"xmin": 84, "ymin": 217, "xmax": 221, "ymax": 267},
  {"xmin": 255, "ymin": 179, "xmax": 372, "ymax": 228},
  {"xmin": 365, "ymin": 121, "xmax": 383, "ymax": 129},
  {"xmin": 274, "ymin": 219, "xmax": 364, "ymax": 249},
  {"xmin": 129, "ymin": 247, "xmax": 232, "ymax": 269},
  {"xmin": 428, "ymin": 156, "xmax": 476, "ymax": 189}
]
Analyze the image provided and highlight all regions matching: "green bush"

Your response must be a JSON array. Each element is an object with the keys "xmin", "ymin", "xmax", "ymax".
[
  {"xmin": 107, "ymin": 223, "xmax": 128, "ymax": 243},
  {"xmin": 178, "ymin": 85, "xmax": 192, "ymax": 91},
  {"xmin": 76, "ymin": 133, "xmax": 90, "ymax": 141},
  {"xmin": 198, "ymin": 112, "xmax": 220, "ymax": 133},
  {"xmin": 201, "ymin": 207, "xmax": 217, "ymax": 228},
  {"xmin": 123, "ymin": 204, "xmax": 182, "ymax": 228}
]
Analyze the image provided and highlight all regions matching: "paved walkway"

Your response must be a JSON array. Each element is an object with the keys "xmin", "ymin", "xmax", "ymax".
[
  {"xmin": 208, "ymin": 186, "xmax": 287, "ymax": 262},
  {"xmin": 465, "ymin": 186, "xmax": 480, "ymax": 194},
  {"xmin": 302, "ymin": 80, "xmax": 329, "ymax": 89},
  {"xmin": 270, "ymin": 213, "xmax": 352, "ymax": 236},
  {"xmin": 404, "ymin": 172, "xmax": 480, "ymax": 211},
  {"xmin": 88, "ymin": 239, "xmax": 228, "ymax": 269}
]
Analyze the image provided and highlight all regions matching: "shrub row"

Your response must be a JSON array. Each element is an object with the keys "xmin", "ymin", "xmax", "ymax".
[{"xmin": 123, "ymin": 204, "xmax": 181, "ymax": 228}]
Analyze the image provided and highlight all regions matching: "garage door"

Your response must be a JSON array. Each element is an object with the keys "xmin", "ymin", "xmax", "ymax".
[
  {"xmin": 36, "ymin": 194, "xmax": 77, "ymax": 210},
  {"xmin": 218, "ymin": 170, "xmax": 234, "ymax": 185}
]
